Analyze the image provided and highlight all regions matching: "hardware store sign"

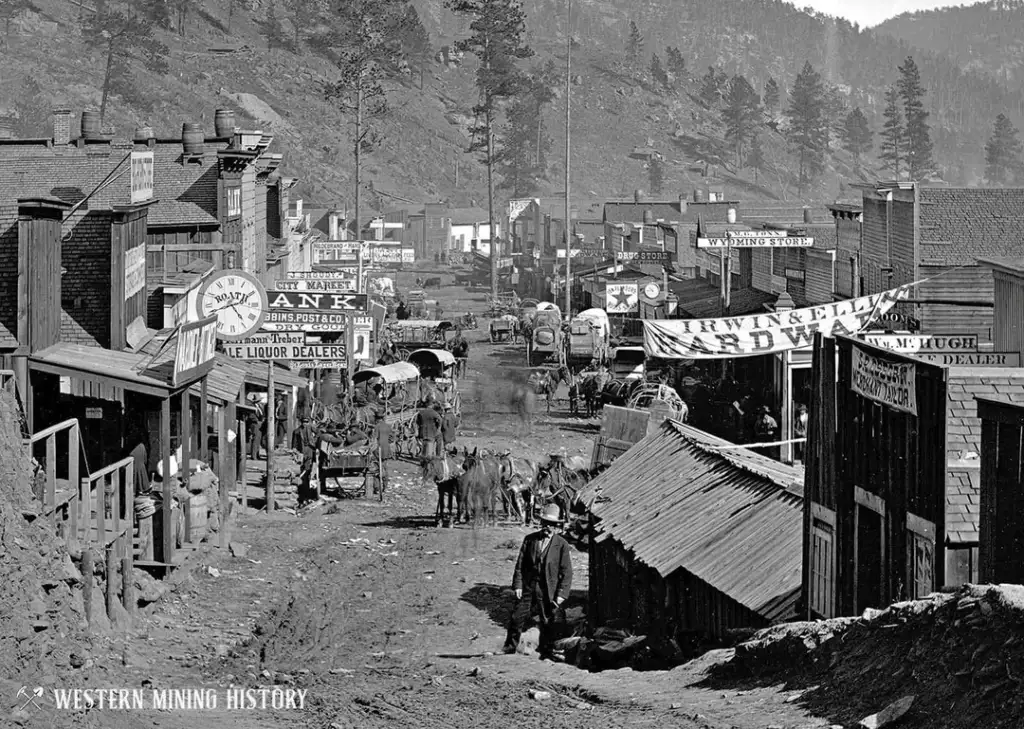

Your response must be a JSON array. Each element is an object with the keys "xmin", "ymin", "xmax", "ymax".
[{"xmin": 851, "ymin": 346, "xmax": 917, "ymax": 415}]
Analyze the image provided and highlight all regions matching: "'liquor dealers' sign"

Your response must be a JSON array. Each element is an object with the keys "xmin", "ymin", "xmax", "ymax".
[
  {"xmin": 850, "ymin": 345, "xmax": 918, "ymax": 415},
  {"xmin": 643, "ymin": 282, "xmax": 916, "ymax": 359}
]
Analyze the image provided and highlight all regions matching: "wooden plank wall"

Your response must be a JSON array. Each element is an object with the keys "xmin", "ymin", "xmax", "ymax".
[
  {"xmin": 110, "ymin": 209, "xmax": 149, "ymax": 350},
  {"xmin": 18, "ymin": 210, "xmax": 62, "ymax": 353},
  {"xmin": 834, "ymin": 336, "xmax": 948, "ymax": 614},
  {"xmin": 978, "ymin": 399, "xmax": 1024, "ymax": 584}
]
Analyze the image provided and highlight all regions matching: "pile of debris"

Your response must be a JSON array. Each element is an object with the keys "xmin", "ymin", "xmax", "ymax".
[
  {"xmin": 0, "ymin": 390, "xmax": 89, "ymax": 688},
  {"xmin": 268, "ymin": 449, "xmax": 303, "ymax": 511},
  {"xmin": 722, "ymin": 585, "xmax": 1024, "ymax": 728}
]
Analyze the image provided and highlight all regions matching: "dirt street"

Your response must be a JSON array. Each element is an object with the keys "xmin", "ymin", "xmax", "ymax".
[{"xmin": 12, "ymin": 267, "xmax": 833, "ymax": 729}]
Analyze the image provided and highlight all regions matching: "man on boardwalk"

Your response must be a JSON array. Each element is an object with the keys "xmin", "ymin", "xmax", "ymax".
[{"xmin": 503, "ymin": 504, "xmax": 573, "ymax": 659}]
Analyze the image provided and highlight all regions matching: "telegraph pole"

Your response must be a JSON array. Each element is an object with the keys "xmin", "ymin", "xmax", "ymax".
[{"xmin": 563, "ymin": 0, "xmax": 573, "ymax": 315}]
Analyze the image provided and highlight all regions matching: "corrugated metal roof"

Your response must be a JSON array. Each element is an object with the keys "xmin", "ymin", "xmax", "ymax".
[{"xmin": 587, "ymin": 420, "xmax": 804, "ymax": 622}]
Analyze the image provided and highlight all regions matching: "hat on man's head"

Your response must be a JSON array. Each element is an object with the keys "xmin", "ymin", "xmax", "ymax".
[
  {"xmin": 443, "ymin": 402, "xmax": 453, "ymax": 410},
  {"xmin": 539, "ymin": 503, "xmax": 563, "ymax": 525}
]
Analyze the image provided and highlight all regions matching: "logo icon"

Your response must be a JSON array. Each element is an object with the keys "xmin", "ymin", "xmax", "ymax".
[
  {"xmin": 605, "ymin": 283, "xmax": 639, "ymax": 314},
  {"xmin": 17, "ymin": 687, "xmax": 44, "ymax": 710}
]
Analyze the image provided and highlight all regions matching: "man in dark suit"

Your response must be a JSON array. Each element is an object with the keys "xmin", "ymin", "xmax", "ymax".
[{"xmin": 503, "ymin": 503, "xmax": 573, "ymax": 658}]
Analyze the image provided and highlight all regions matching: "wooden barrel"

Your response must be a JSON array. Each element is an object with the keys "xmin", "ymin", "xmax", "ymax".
[
  {"xmin": 188, "ymin": 492, "xmax": 208, "ymax": 543},
  {"xmin": 214, "ymin": 108, "xmax": 235, "ymax": 138},
  {"xmin": 182, "ymin": 122, "xmax": 205, "ymax": 154},
  {"xmin": 81, "ymin": 110, "xmax": 101, "ymax": 139}
]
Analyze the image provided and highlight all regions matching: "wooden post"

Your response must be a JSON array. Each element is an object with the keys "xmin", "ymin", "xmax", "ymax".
[
  {"xmin": 217, "ymin": 405, "xmax": 228, "ymax": 548},
  {"xmin": 121, "ymin": 556, "xmax": 134, "ymax": 614},
  {"xmin": 266, "ymin": 362, "xmax": 275, "ymax": 513},
  {"xmin": 238, "ymin": 416, "xmax": 248, "ymax": 510},
  {"xmin": 199, "ymin": 378, "xmax": 209, "ymax": 462},
  {"xmin": 160, "ymin": 397, "xmax": 172, "ymax": 564},
  {"xmin": 45, "ymin": 435, "xmax": 56, "ymax": 523},
  {"xmin": 105, "ymin": 544, "xmax": 116, "ymax": 620},
  {"xmin": 68, "ymin": 423, "xmax": 80, "ymax": 535},
  {"xmin": 181, "ymin": 390, "xmax": 191, "ymax": 495},
  {"xmin": 82, "ymin": 547, "xmax": 94, "ymax": 627}
]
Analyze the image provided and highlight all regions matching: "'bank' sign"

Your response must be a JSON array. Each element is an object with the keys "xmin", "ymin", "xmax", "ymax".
[{"xmin": 130, "ymin": 151, "xmax": 154, "ymax": 204}]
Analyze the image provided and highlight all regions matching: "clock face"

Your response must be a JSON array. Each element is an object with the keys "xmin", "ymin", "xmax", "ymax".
[
  {"xmin": 644, "ymin": 283, "xmax": 661, "ymax": 299},
  {"xmin": 198, "ymin": 270, "xmax": 268, "ymax": 341}
]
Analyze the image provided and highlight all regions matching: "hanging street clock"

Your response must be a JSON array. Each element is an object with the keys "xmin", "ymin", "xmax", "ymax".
[{"xmin": 196, "ymin": 269, "xmax": 269, "ymax": 340}]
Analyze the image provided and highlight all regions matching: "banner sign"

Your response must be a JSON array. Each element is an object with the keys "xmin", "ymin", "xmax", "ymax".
[
  {"xmin": 223, "ymin": 342, "xmax": 348, "ymax": 361},
  {"xmin": 266, "ymin": 291, "xmax": 367, "ymax": 312},
  {"xmin": 697, "ymin": 236, "xmax": 814, "ymax": 248},
  {"xmin": 312, "ymin": 240, "xmax": 367, "ymax": 263},
  {"xmin": 862, "ymin": 333, "xmax": 979, "ymax": 354},
  {"xmin": 130, "ymin": 151, "xmax": 154, "ymax": 204},
  {"xmin": 173, "ymin": 315, "xmax": 217, "ymax": 386},
  {"xmin": 261, "ymin": 311, "xmax": 374, "ymax": 332},
  {"xmin": 225, "ymin": 332, "xmax": 305, "ymax": 346},
  {"xmin": 371, "ymin": 245, "xmax": 403, "ymax": 264},
  {"xmin": 916, "ymin": 352, "xmax": 1021, "ymax": 367},
  {"xmin": 851, "ymin": 345, "xmax": 918, "ymax": 415},
  {"xmin": 288, "ymin": 269, "xmax": 359, "ymax": 279},
  {"xmin": 273, "ymin": 279, "xmax": 357, "ymax": 292},
  {"xmin": 605, "ymin": 283, "xmax": 639, "ymax": 314},
  {"xmin": 643, "ymin": 282, "xmax": 915, "ymax": 359},
  {"xmin": 124, "ymin": 244, "xmax": 146, "ymax": 301}
]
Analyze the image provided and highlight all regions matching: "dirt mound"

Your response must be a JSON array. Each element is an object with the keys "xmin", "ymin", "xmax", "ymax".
[
  {"xmin": 0, "ymin": 390, "xmax": 89, "ymax": 689},
  {"xmin": 721, "ymin": 585, "xmax": 1024, "ymax": 728}
]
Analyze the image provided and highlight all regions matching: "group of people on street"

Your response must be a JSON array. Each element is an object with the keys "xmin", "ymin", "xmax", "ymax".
[
  {"xmin": 244, "ymin": 393, "xmax": 288, "ymax": 461},
  {"xmin": 416, "ymin": 400, "xmax": 459, "ymax": 457}
]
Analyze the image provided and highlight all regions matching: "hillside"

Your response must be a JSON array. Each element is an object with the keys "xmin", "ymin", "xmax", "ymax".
[
  {"xmin": 876, "ymin": 1, "xmax": 1024, "ymax": 95},
  {"xmin": 0, "ymin": 0, "xmax": 1020, "ymax": 215}
]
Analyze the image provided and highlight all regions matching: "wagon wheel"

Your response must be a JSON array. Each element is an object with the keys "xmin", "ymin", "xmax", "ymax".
[{"xmin": 397, "ymin": 348, "xmax": 412, "ymax": 361}]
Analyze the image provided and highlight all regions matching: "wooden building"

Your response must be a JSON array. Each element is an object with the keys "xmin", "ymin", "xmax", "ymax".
[
  {"xmin": 585, "ymin": 420, "xmax": 805, "ymax": 642},
  {"xmin": 977, "ymin": 396, "xmax": 1024, "ymax": 584},
  {"xmin": 802, "ymin": 333, "xmax": 1024, "ymax": 618}
]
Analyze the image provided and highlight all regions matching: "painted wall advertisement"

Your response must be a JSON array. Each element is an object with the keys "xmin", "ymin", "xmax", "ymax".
[
  {"xmin": 850, "ymin": 345, "xmax": 918, "ymax": 415},
  {"xmin": 643, "ymin": 282, "xmax": 915, "ymax": 359},
  {"xmin": 130, "ymin": 151, "xmax": 154, "ymax": 204},
  {"xmin": 124, "ymin": 244, "xmax": 147, "ymax": 301}
]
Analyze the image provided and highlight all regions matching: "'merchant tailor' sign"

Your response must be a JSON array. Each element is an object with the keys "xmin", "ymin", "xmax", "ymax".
[
  {"xmin": 850, "ymin": 345, "xmax": 918, "ymax": 415},
  {"xmin": 643, "ymin": 282, "xmax": 915, "ymax": 359}
]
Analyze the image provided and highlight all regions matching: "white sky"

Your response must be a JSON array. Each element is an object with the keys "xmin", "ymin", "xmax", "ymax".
[{"xmin": 798, "ymin": 0, "xmax": 987, "ymax": 28}]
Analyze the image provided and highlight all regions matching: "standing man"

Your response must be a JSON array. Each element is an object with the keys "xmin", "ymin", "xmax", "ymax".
[
  {"xmin": 503, "ymin": 504, "xmax": 573, "ymax": 659},
  {"xmin": 441, "ymin": 401, "xmax": 459, "ymax": 451},
  {"xmin": 754, "ymin": 405, "xmax": 779, "ymax": 459},
  {"xmin": 275, "ymin": 394, "xmax": 288, "ymax": 446},
  {"xmin": 416, "ymin": 401, "xmax": 442, "ymax": 459},
  {"xmin": 294, "ymin": 415, "xmax": 319, "ymax": 500},
  {"xmin": 451, "ymin": 333, "xmax": 469, "ymax": 378}
]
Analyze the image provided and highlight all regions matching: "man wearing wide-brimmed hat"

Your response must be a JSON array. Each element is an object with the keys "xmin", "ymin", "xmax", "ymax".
[{"xmin": 503, "ymin": 503, "xmax": 573, "ymax": 659}]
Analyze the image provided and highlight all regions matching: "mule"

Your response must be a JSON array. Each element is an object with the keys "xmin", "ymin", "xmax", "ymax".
[
  {"xmin": 577, "ymin": 370, "xmax": 611, "ymax": 417},
  {"xmin": 421, "ymin": 452, "xmax": 462, "ymax": 527},
  {"xmin": 528, "ymin": 364, "xmax": 571, "ymax": 413},
  {"xmin": 497, "ymin": 452, "xmax": 540, "ymax": 524},
  {"xmin": 458, "ymin": 447, "xmax": 502, "ymax": 526}
]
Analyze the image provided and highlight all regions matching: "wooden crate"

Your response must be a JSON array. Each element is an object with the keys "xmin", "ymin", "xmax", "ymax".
[{"xmin": 591, "ymin": 405, "xmax": 650, "ymax": 467}]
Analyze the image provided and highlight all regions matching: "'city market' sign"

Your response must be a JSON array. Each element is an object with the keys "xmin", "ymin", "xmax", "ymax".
[
  {"xmin": 273, "ymin": 279, "xmax": 357, "ymax": 292},
  {"xmin": 862, "ymin": 333, "xmax": 979, "ymax": 354},
  {"xmin": 266, "ymin": 291, "xmax": 367, "ymax": 312},
  {"xmin": 643, "ymin": 282, "xmax": 915, "ymax": 359},
  {"xmin": 851, "ymin": 345, "xmax": 918, "ymax": 415}
]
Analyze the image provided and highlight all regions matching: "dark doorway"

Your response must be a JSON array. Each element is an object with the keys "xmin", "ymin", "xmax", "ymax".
[{"xmin": 855, "ymin": 504, "xmax": 885, "ymax": 612}]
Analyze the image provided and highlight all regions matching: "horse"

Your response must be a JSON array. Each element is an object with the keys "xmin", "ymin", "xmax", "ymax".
[
  {"xmin": 577, "ymin": 370, "xmax": 611, "ymax": 417},
  {"xmin": 497, "ymin": 452, "xmax": 541, "ymax": 524},
  {"xmin": 534, "ymin": 456, "xmax": 589, "ymax": 523},
  {"xmin": 528, "ymin": 364, "xmax": 571, "ymax": 413},
  {"xmin": 600, "ymin": 377, "xmax": 643, "ymax": 408},
  {"xmin": 458, "ymin": 447, "xmax": 503, "ymax": 526},
  {"xmin": 420, "ymin": 452, "xmax": 463, "ymax": 527}
]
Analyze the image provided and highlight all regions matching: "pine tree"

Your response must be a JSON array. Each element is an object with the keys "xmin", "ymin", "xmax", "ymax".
[
  {"xmin": 665, "ymin": 46, "xmax": 685, "ymax": 81},
  {"xmin": 764, "ymin": 76, "xmax": 780, "ymax": 114},
  {"xmin": 985, "ymin": 113, "xmax": 1024, "ymax": 185},
  {"xmin": 897, "ymin": 56, "xmax": 935, "ymax": 179},
  {"xmin": 723, "ymin": 74, "xmax": 760, "ymax": 168},
  {"xmin": 879, "ymin": 85, "xmax": 904, "ymax": 178},
  {"xmin": 627, "ymin": 20, "xmax": 643, "ymax": 67},
  {"xmin": 283, "ymin": 0, "xmax": 329, "ymax": 50},
  {"xmin": 785, "ymin": 61, "xmax": 828, "ymax": 195},
  {"xmin": 648, "ymin": 155, "xmax": 665, "ymax": 195},
  {"xmin": 497, "ymin": 61, "xmax": 557, "ymax": 194},
  {"xmin": 699, "ymin": 65, "xmax": 724, "ymax": 107},
  {"xmin": 447, "ymin": 0, "xmax": 532, "ymax": 296},
  {"xmin": 747, "ymin": 131, "xmax": 766, "ymax": 185},
  {"xmin": 822, "ymin": 83, "xmax": 848, "ymax": 149},
  {"xmin": 841, "ymin": 107, "xmax": 873, "ymax": 165},
  {"xmin": 650, "ymin": 52, "xmax": 668, "ymax": 87}
]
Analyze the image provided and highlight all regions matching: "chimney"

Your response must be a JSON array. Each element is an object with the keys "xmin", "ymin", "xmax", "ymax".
[
  {"xmin": 329, "ymin": 211, "xmax": 342, "ymax": 240},
  {"xmin": 634, "ymin": 189, "xmax": 643, "ymax": 204},
  {"xmin": 803, "ymin": 206, "xmax": 813, "ymax": 224},
  {"xmin": 52, "ymin": 108, "xmax": 72, "ymax": 145},
  {"xmin": 678, "ymin": 194, "xmax": 688, "ymax": 215}
]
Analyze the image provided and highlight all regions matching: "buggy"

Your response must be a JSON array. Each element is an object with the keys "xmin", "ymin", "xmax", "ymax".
[
  {"xmin": 485, "ymin": 291, "xmax": 519, "ymax": 317},
  {"xmin": 383, "ymin": 320, "xmax": 458, "ymax": 360}
]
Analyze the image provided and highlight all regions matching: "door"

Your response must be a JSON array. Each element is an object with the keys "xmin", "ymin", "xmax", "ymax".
[
  {"xmin": 809, "ymin": 502, "xmax": 837, "ymax": 618},
  {"xmin": 853, "ymin": 486, "xmax": 886, "ymax": 613},
  {"xmin": 906, "ymin": 513, "xmax": 936, "ymax": 599}
]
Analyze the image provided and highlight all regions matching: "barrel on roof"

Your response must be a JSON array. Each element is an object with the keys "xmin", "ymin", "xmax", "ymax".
[
  {"xmin": 182, "ymin": 122, "xmax": 205, "ymax": 154},
  {"xmin": 81, "ymin": 110, "xmax": 101, "ymax": 140}
]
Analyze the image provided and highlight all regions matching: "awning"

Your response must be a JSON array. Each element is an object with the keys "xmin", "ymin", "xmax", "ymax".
[
  {"xmin": 408, "ymin": 349, "xmax": 456, "ymax": 373},
  {"xmin": 188, "ymin": 354, "xmax": 246, "ymax": 405},
  {"xmin": 352, "ymin": 361, "xmax": 420, "ymax": 385},
  {"xmin": 29, "ymin": 342, "xmax": 205, "ymax": 398},
  {"xmin": 241, "ymin": 360, "xmax": 308, "ymax": 391}
]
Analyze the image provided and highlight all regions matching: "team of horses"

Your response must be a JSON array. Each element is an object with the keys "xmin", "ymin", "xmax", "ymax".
[{"xmin": 420, "ymin": 447, "xmax": 601, "ymax": 529}]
